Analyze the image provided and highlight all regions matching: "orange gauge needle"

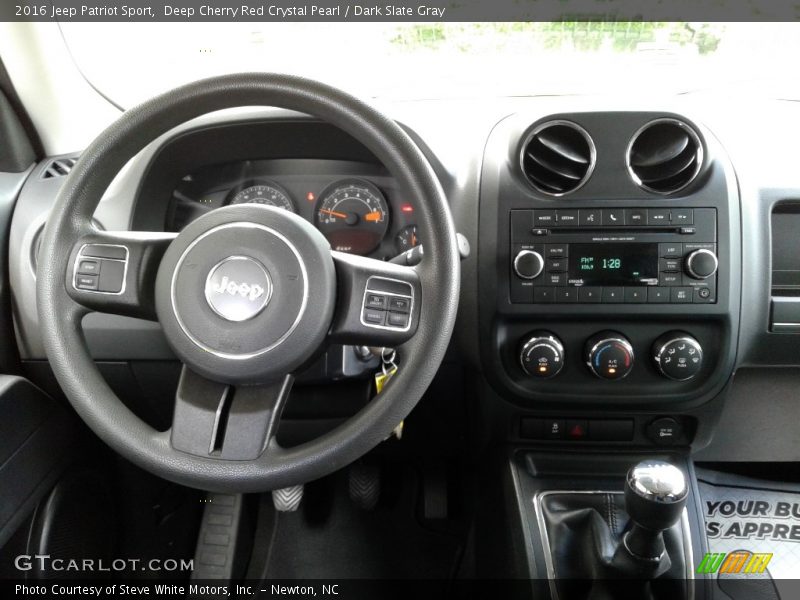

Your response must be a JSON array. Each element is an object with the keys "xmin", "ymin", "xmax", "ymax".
[
  {"xmin": 364, "ymin": 211, "xmax": 382, "ymax": 222},
  {"xmin": 320, "ymin": 208, "xmax": 347, "ymax": 219}
]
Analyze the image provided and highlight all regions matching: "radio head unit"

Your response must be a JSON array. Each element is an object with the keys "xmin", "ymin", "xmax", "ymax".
[{"xmin": 509, "ymin": 207, "xmax": 718, "ymax": 305}]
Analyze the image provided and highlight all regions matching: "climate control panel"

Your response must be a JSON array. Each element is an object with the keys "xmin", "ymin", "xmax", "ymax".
[{"xmin": 517, "ymin": 330, "xmax": 704, "ymax": 382}]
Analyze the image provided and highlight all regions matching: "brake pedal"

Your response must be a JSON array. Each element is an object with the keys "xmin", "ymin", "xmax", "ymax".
[
  {"xmin": 272, "ymin": 485, "xmax": 304, "ymax": 512},
  {"xmin": 349, "ymin": 463, "xmax": 380, "ymax": 510}
]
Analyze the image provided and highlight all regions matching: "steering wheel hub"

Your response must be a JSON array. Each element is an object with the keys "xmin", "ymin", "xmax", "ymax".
[{"xmin": 154, "ymin": 204, "xmax": 336, "ymax": 384}]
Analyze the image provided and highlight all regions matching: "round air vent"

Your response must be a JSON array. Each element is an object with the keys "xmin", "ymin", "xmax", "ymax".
[
  {"xmin": 627, "ymin": 119, "xmax": 703, "ymax": 195},
  {"xmin": 519, "ymin": 120, "xmax": 595, "ymax": 196}
]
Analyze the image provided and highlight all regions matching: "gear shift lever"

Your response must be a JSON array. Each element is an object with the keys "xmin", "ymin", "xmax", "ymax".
[{"xmin": 622, "ymin": 460, "xmax": 688, "ymax": 562}]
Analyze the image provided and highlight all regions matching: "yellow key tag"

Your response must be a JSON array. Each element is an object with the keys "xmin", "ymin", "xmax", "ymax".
[{"xmin": 374, "ymin": 366, "xmax": 398, "ymax": 394}]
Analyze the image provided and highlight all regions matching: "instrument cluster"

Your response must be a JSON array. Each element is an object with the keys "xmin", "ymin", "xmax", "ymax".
[{"xmin": 166, "ymin": 159, "xmax": 421, "ymax": 259}]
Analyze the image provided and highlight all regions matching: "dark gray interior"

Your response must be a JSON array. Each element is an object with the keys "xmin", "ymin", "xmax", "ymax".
[{"xmin": 1, "ymin": 57, "xmax": 799, "ymax": 599}]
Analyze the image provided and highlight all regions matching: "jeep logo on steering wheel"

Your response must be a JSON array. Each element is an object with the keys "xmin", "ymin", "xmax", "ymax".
[{"xmin": 204, "ymin": 256, "xmax": 272, "ymax": 322}]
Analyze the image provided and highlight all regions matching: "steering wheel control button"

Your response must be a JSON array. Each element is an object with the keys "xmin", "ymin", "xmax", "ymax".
[
  {"xmin": 388, "ymin": 296, "xmax": 411, "ymax": 313},
  {"xmin": 77, "ymin": 259, "xmax": 100, "ymax": 275},
  {"xmin": 362, "ymin": 308, "xmax": 386, "ymax": 326},
  {"xmin": 387, "ymin": 312, "xmax": 410, "ymax": 328},
  {"xmin": 75, "ymin": 274, "xmax": 99, "ymax": 291},
  {"xmin": 646, "ymin": 417, "xmax": 684, "ymax": 445},
  {"xmin": 519, "ymin": 332, "xmax": 564, "ymax": 378},
  {"xmin": 653, "ymin": 332, "xmax": 703, "ymax": 381},
  {"xmin": 586, "ymin": 331, "xmax": 634, "ymax": 380},
  {"xmin": 360, "ymin": 276, "xmax": 414, "ymax": 332},
  {"xmin": 204, "ymin": 256, "xmax": 272, "ymax": 322},
  {"xmin": 72, "ymin": 243, "xmax": 128, "ymax": 295},
  {"xmin": 82, "ymin": 244, "xmax": 127, "ymax": 260},
  {"xmin": 365, "ymin": 293, "xmax": 387, "ymax": 310}
]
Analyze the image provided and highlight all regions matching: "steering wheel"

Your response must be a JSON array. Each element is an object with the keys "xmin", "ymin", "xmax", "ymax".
[{"xmin": 36, "ymin": 74, "xmax": 460, "ymax": 492}]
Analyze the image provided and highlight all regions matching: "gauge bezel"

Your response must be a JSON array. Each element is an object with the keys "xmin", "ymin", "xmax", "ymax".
[
  {"xmin": 314, "ymin": 178, "xmax": 391, "ymax": 256},
  {"xmin": 226, "ymin": 179, "xmax": 297, "ymax": 213}
]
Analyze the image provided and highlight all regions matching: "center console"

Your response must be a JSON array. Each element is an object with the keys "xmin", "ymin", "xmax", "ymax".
[
  {"xmin": 478, "ymin": 111, "xmax": 742, "ymax": 598},
  {"xmin": 478, "ymin": 111, "xmax": 741, "ymax": 427}
]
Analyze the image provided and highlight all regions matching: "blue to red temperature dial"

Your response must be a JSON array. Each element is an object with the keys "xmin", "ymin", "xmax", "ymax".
[{"xmin": 585, "ymin": 332, "xmax": 634, "ymax": 380}]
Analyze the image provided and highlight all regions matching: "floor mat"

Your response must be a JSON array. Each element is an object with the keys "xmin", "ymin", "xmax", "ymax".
[
  {"xmin": 696, "ymin": 467, "xmax": 800, "ymax": 581},
  {"xmin": 256, "ymin": 465, "xmax": 466, "ymax": 580}
]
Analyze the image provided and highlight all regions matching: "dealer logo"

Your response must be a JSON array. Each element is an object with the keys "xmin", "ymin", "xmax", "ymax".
[{"xmin": 697, "ymin": 550, "xmax": 772, "ymax": 575}]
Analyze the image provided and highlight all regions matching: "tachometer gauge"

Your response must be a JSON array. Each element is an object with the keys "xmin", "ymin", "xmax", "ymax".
[
  {"xmin": 395, "ymin": 225, "xmax": 420, "ymax": 253},
  {"xmin": 228, "ymin": 181, "xmax": 296, "ymax": 212},
  {"xmin": 314, "ymin": 179, "xmax": 390, "ymax": 255}
]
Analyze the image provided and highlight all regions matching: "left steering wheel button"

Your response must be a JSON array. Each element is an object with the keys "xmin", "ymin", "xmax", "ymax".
[
  {"xmin": 75, "ymin": 274, "xmax": 99, "ymax": 291},
  {"xmin": 98, "ymin": 260, "xmax": 125, "ymax": 293},
  {"xmin": 77, "ymin": 259, "xmax": 100, "ymax": 275}
]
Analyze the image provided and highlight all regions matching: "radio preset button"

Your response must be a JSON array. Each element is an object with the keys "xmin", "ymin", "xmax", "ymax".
[
  {"xmin": 557, "ymin": 287, "xmax": 579, "ymax": 303},
  {"xmin": 624, "ymin": 288, "xmax": 648, "ymax": 303},
  {"xmin": 578, "ymin": 287, "xmax": 603, "ymax": 303},
  {"xmin": 556, "ymin": 210, "xmax": 579, "ymax": 226},
  {"xmin": 647, "ymin": 287, "xmax": 670, "ymax": 303},
  {"xmin": 534, "ymin": 210, "xmax": 557, "ymax": 227},
  {"xmin": 648, "ymin": 209, "xmax": 671, "ymax": 226},
  {"xmin": 534, "ymin": 287, "xmax": 556, "ymax": 303},
  {"xmin": 602, "ymin": 287, "xmax": 625, "ymax": 303},
  {"xmin": 579, "ymin": 209, "xmax": 601, "ymax": 226},
  {"xmin": 602, "ymin": 209, "xmax": 625, "ymax": 226}
]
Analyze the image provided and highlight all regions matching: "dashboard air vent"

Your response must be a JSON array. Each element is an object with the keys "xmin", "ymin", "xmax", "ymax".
[
  {"xmin": 41, "ymin": 157, "xmax": 78, "ymax": 179},
  {"xmin": 520, "ymin": 120, "xmax": 595, "ymax": 196},
  {"xmin": 627, "ymin": 119, "xmax": 702, "ymax": 194}
]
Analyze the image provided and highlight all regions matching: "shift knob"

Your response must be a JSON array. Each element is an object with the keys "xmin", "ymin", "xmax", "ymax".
[{"xmin": 623, "ymin": 460, "xmax": 688, "ymax": 559}]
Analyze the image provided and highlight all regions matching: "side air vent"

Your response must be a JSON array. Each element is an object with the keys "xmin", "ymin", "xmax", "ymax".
[
  {"xmin": 627, "ymin": 119, "xmax": 703, "ymax": 195},
  {"xmin": 41, "ymin": 157, "xmax": 78, "ymax": 180},
  {"xmin": 520, "ymin": 120, "xmax": 595, "ymax": 196}
]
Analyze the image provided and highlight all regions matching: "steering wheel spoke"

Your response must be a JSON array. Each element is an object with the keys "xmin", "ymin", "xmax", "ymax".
[
  {"xmin": 66, "ymin": 230, "xmax": 176, "ymax": 320},
  {"xmin": 328, "ymin": 250, "xmax": 421, "ymax": 347},
  {"xmin": 170, "ymin": 366, "xmax": 293, "ymax": 460}
]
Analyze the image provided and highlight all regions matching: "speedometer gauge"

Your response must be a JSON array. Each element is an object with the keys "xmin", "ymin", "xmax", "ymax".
[
  {"xmin": 228, "ymin": 181, "xmax": 296, "ymax": 212},
  {"xmin": 314, "ymin": 179, "xmax": 390, "ymax": 255}
]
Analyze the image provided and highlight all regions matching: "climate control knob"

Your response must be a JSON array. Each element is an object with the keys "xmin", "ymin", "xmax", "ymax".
[
  {"xmin": 513, "ymin": 250, "xmax": 544, "ymax": 280},
  {"xmin": 653, "ymin": 333, "xmax": 703, "ymax": 381},
  {"xmin": 685, "ymin": 249, "xmax": 718, "ymax": 280},
  {"xmin": 585, "ymin": 332, "xmax": 634, "ymax": 380},
  {"xmin": 520, "ymin": 332, "xmax": 564, "ymax": 378}
]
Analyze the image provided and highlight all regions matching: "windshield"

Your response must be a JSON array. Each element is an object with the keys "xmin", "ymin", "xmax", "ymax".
[{"xmin": 60, "ymin": 22, "xmax": 800, "ymax": 107}]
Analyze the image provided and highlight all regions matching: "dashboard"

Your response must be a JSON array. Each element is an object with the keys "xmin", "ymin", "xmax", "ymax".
[
  {"xmin": 7, "ymin": 97, "xmax": 800, "ymax": 461},
  {"xmin": 166, "ymin": 159, "xmax": 420, "ymax": 259}
]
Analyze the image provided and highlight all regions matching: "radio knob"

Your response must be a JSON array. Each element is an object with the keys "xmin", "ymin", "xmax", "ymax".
[
  {"xmin": 520, "ymin": 332, "xmax": 564, "ymax": 378},
  {"xmin": 513, "ymin": 250, "xmax": 544, "ymax": 280},
  {"xmin": 585, "ymin": 332, "xmax": 634, "ymax": 380},
  {"xmin": 685, "ymin": 249, "xmax": 718, "ymax": 279},
  {"xmin": 653, "ymin": 333, "xmax": 703, "ymax": 381}
]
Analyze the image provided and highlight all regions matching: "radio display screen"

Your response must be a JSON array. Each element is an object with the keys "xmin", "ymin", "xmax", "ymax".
[{"xmin": 568, "ymin": 243, "xmax": 659, "ymax": 286}]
